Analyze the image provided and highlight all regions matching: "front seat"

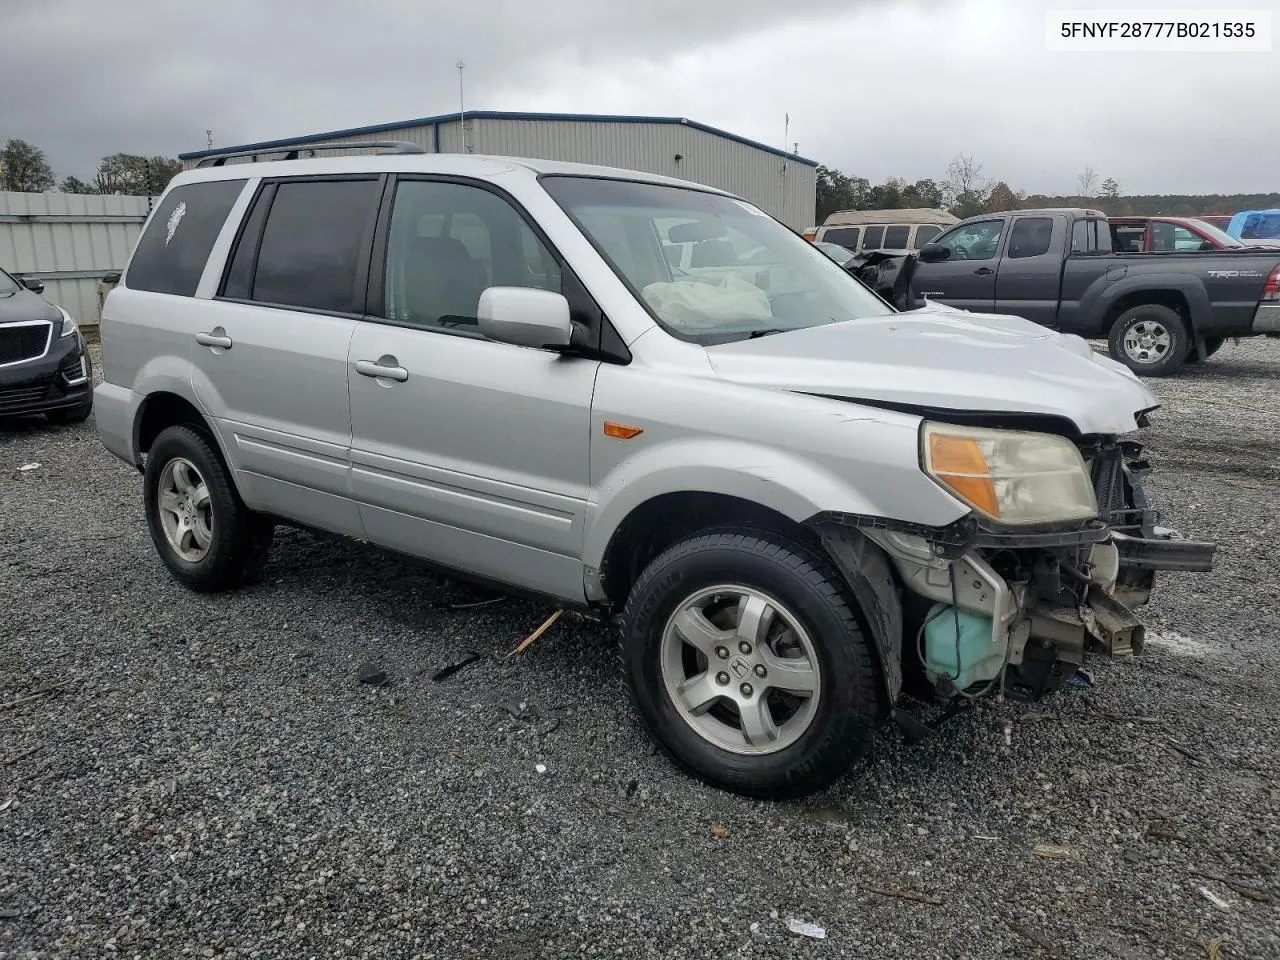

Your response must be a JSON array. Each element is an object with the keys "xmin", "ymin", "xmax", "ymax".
[{"xmin": 404, "ymin": 236, "xmax": 488, "ymax": 327}]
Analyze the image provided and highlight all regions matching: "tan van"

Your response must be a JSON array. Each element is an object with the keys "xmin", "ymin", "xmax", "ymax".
[{"xmin": 814, "ymin": 208, "xmax": 958, "ymax": 253}]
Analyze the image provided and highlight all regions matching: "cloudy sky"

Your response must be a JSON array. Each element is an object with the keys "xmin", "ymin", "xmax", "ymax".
[{"xmin": 3, "ymin": 0, "xmax": 1277, "ymax": 195}]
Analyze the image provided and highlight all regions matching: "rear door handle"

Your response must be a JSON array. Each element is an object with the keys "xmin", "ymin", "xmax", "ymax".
[
  {"xmin": 974, "ymin": 267, "xmax": 994, "ymax": 276},
  {"xmin": 195, "ymin": 331, "xmax": 233, "ymax": 349},
  {"xmin": 355, "ymin": 359, "xmax": 409, "ymax": 382}
]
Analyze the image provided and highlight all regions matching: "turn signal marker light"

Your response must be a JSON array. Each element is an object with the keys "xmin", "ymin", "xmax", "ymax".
[
  {"xmin": 604, "ymin": 421, "xmax": 644, "ymax": 440},
  {"xmin": 927, "ymin": 433, "xmax": 1000, "ymax": 517}
]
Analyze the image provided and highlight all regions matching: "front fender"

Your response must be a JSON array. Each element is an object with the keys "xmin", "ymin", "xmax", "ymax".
[{"xmin": 581, "ymin": 434, "xmax": 968, "ymax": 571}]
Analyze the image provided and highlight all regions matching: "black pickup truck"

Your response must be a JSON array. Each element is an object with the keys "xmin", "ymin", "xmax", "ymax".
[{"xmin": 903, "ymin": 207, "xmax": 1280, "ymax": 375}]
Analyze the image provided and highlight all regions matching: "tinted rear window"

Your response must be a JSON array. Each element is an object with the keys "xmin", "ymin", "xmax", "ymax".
[
  {"xmin": 882, "ymin": 225, "xmax": 910, "ymax": 248},
  {"xmin": 913, "ymin": 224, "xmax": 942, "ymax": 247},
  {"xmin": 821, "ymin": 227, "xmax": 860, "ymax": 249},
  {"xmin": 862, "ymin": 225, "xmax": 885, "ymax": 249},
  {"xmin": 125, "ymin": 179, "xmax": 246, "ymax": 296},
  {"xmin": 239, "ymin": 178, "xmax": 380, "ymax": 313}
]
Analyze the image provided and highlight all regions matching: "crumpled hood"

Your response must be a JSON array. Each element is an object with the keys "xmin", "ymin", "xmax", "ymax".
[{"xmin": 705, "ymin": 302, "xmax": 1159, "ymax": 435}]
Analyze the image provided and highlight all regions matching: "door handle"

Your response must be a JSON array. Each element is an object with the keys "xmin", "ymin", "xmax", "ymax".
[
  {"xmin": 974, "ymin": 267, "xmax": 994, "ymax": 276},
  {"xmin": 195, "ymin": 331, "xmax": 233, "ymax": 349},
  {"xmin": 355, "ymin": 359, "xmax": 409, "ymax": 382}
]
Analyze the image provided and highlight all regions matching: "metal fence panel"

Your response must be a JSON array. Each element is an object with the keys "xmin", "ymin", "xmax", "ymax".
[{"xmin": 0, "ymin": 191, "xmax": 151, "ymax": 325}]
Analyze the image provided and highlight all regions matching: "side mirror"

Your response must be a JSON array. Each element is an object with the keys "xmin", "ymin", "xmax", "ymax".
[
  {"xmin": 19, "ymin": 275, "xmax": 45, "ymax": 295},
  {"xmin": 477, "ymin": 286, "xmax": 573, "ymax": 349},
  {"xmin": 918, "ymin": 244, "xmax": 950, "ymax": 263}
]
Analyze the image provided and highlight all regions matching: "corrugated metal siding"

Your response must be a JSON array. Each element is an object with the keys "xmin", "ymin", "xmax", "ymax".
[
  {"xmin": 184, "ymin": 119, "xmax": 816, "ymax": 228},
  {"xmin": 0, "ymin": 192, "xmax": 150, "ymax": 325}
]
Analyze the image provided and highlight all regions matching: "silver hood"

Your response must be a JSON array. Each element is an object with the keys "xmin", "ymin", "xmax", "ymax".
[{"xmin": 705, "ymin": 302, "xmax": 1159, "ymax": 435}]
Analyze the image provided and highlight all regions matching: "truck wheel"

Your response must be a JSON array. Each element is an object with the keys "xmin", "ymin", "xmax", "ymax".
[
  {"xmin": 619, "ymin": 527, "xmax": 882, "ymax": 798},
  {"xmin": 1184, "ymin": 336, "xmax": 1224, "ymax": 364},
  {"xmin": 1108, "ymin": 305, "xmax": 1189, "ymax": 376},
  {"xmin": 143, "ymin": 424, "xmax": 274, "ymax": 593}
]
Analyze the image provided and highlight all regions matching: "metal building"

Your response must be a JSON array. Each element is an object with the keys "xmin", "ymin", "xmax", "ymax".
[{"xmin": 178, "ymin": 111, "xmax": 818, "ymax": 229}]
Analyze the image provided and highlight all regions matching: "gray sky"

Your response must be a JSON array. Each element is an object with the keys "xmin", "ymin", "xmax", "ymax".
[{"xmin": 3, "ymin": 0, "xmax": 1277, "ymax": 195}]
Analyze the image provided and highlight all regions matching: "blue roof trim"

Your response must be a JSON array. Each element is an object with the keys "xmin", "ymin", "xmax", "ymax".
[{"xmin": 178, "ymin": 110, "xmax": 820, "ymax": 167}]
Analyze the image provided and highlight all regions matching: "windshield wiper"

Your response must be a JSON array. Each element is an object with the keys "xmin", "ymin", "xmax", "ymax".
[{"xmin": 747, "ymin": 328, "xmax": 787, "ymax": 339}]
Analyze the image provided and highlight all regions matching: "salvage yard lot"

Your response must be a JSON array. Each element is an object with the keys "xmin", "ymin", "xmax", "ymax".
[{"xmin": 2, "ymin": 340, "xmax": 1278, "ymax": 960}]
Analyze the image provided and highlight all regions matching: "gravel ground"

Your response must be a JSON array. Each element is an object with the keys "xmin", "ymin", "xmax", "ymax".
[{"xmin": 2, "ymin": 337, "xmax": 1278, "ymax": 959}]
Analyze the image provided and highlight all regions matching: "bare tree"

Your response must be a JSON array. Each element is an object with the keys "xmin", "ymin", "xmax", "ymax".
[
  {"xmin": 943, "ymin": 154, "xmax": 990, "ymax": 217},
  {"xmin": 1077, "ymin": 165, "xmax": 1099, "ymax": 199}
]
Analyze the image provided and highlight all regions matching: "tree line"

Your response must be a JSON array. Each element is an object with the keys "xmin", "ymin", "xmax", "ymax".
[
  {"xmin": 0, "ymin": 138, "xmax": 182, "ymax": 196},
  {"xmin": 817, "ymin": 154, "xmax": 1280, "ymax": 224}
]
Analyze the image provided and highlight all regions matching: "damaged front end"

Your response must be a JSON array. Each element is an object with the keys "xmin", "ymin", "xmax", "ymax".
[{"xmin": 813, "ymin": 435, "xmax": 1215, "ymax": 710}]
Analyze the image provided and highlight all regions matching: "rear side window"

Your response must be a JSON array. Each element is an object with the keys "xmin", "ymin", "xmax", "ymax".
[
  {"xmin": 862, "ymin": 225, "xmax": 885, "ymax": 249},
  {"xmin": 1071, "ymin": 218, "xmax": 1112, "ymax": 255},
  {"xmin": 125, "ymin": 179, "xmax": 246, "ymax": 296},
  {"xmin": 821, "ymin": 227, "xmax": 860, "ymax": 249},
  {"xmin": 882, "ymin": 225, "xmax": 910, "ymax": 248},
  {"xmin": 223, "ymin": 178, "xmax": 380, "ymax": 313},
  {"xmin": 1006, "ymin": 217, "xmax": 1054, "ymax": 259}
]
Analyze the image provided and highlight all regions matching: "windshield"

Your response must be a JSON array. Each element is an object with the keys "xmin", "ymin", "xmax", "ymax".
[
  {"xmin": 540, "ymin": 176, "xmax": 892, "ymax": 344},
  {"xmin": 1187, "ymin": 219, "xmax": 1242, "ymax": 247},
  {"xmin": 0, "ymin": 269, "xmax": 20, "ymax": 297}
]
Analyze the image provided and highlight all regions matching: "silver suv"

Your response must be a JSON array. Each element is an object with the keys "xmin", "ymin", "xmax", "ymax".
[{"xmin": 95, "ymin": 143, "xmax": 1215, "ymax": 798}]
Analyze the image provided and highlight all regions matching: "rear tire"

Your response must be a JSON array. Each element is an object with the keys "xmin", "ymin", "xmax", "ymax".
[
  {"xmin": 143, "ymin": 424, "xmax": 274, "ymax": 592},
  {"xmin": 1107, "ymin": 304, "xmax": 1189, "ymax": 376},
  {"xmin": 619, "ymin": 526, "xmax": 882, "ymax": 798}
]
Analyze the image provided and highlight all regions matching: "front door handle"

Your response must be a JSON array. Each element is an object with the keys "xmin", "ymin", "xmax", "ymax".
[
  {"xmin": 195, "ymin": 330, "xmax": 233, "ymax": 349},
  {"xmin": 355, "ymin": 359, "xmax": 409, "ymax": 382},
  {"xmin": 974, "ymin": 267, "xmax": 994, "ymax": 276}
]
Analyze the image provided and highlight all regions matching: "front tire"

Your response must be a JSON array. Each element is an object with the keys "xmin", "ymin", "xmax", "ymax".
[
  {"xmin": 619, "ymin": 527, "xmax": 882, "ymax": 798},
  {"xmin": 1107, "ymin": 304, "xmax": 1189, "ymax": 376},
  {"xmin": 143, "ymin": 424, "xmax": 274, "ymax": 592}
]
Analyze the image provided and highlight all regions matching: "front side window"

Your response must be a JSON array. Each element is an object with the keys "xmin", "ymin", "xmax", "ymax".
[
  {"xmin": 382, "ymin": 180, "xmax": 561, "ymax": 331},
  {"xmin": 541, "ymin": 176, "xmax": 892, "ymax": 344},
  {"xmin": 0, "ymin": 269, "xmax": 20, "ymax": 297},
  {"xmin": 127, "ymin": 178, "xmax": 247, "ymax": 296},
  {"xmin": 935, "ymin": 220, "xmax": 1005, "ymax": 261},
  {"xmin": 231, "ymin": 179, "xmax": 380, "ymax": 312}
]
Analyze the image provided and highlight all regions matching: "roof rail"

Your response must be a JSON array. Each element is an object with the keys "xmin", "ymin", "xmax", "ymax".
[{"xmin": 194, "ymin": 140, "xmax": 426, "ymax": 168}]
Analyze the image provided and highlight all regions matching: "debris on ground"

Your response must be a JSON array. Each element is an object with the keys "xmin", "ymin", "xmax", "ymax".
[
  {"xmin": 1205, "ymin": 935, "xmax": 1223, "ymax": 960},
  {"xmin": 1199, "ymin": 886, "xmax": 1232, "ymax": 912},
  {"xmin": 17, "ymin": 463, "xmax": 40, "ymax": 472},
  {"xmin": 356, "ymin": 662, "xmax": 388, "ymax": 686},
  {"xmin": 710, "ymin": 824, "xmax": 730, "ymax": 839},
  {"xmin": 1, "ymin": 681, "xmax": 75, "ymax": 711},
  {"xmin": 864, "ymin": 884, "xmax": 942, "ymax": 906},
  {"xmin": 785, "ymin": 918, "xmax": 826, "ymax": 940},
  {"xmin": 500, "ymin": 700, "xmax": 563, "ymax": 736},
  {"xmin": 431, "ymin": 652, "xmax": 482, "ymax": 682},
  {"xmin": 534, "ymin": 763, "xmax": 548, "ymax": 775},
  {"xmin": 505, "ymin": 609, "xmax": 563, "ymax": 659},
  {"xmin": 1191, "ymin": 872, "xmax": 1275, "ymax": 903},
  {"xmin": 1067, "ymin": 669, "xmax": 1094, "ymax": 689},
  {"xmin": 1032, "ymin": 844, "xmax": 1078, "ymax": 860},
  {"xmin": 0, "ymin": 907, "xmax": 20, "ymax": 920}
]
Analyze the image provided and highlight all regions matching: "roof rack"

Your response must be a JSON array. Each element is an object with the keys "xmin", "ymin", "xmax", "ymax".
[{"xmin": 195, "ymin": 140, "xmax": 426, "ymax": 168}]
